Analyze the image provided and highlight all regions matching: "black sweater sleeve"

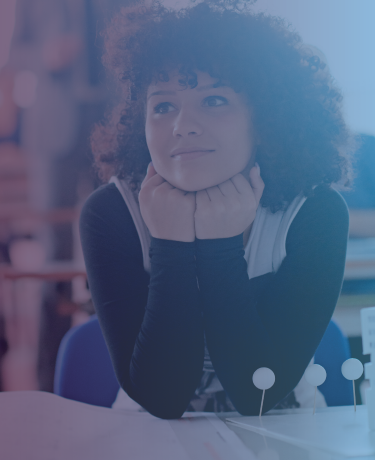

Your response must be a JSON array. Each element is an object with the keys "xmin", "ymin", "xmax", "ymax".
[
  {"xmin": 195, "ymin": 185, "xmax": 349, "ymax": 415},
  {"xmin": 80, "ymin": 183, "xmax": 348, "ymax": 419},
  {"xmin": 79, "ymin": 183, "xmax": 204, "ymax": 419}
]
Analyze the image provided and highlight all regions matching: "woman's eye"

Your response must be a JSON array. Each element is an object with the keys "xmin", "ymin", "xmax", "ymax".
[
  {"xmin": 203, "ymin": 96, "xmax": 228, "ymax": 107},
  {"xmin": 153, "ymin": 102, "xmax": 175, "ymax": 114}
]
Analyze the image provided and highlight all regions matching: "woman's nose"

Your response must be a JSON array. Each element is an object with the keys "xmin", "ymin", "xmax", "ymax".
[{"xmin": 172, "ymin": 109, "xmax": 203, "ymax": 137}]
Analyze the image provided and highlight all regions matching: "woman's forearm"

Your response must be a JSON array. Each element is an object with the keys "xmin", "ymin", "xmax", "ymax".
[
  {"xmin": 195, "ymin": 186, "xmax": 349, "ymax": 415},
  {"xmin": 128, "ymin": 237, "xmax": 205, "ymax": 418},
  {"xmin": 80, "ymin": 184, "xmax": 204, "ymax": 419},
  {"xmin": 196, "ymin": 235, "xmax": 298, "ymax": 414}
]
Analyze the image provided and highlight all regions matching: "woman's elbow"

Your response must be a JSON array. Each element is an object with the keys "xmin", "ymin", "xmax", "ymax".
[
  {"xmin": 148, "ymin": 406, "xmax": 186, "ymax": 420},
  {"xmin": 127, "ymin": 389, "xmax": 189, "ymax": 420}
]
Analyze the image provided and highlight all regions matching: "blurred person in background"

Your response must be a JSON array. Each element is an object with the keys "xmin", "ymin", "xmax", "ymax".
[
  {"xmin": 341, "ymin": 134, "xmax": 375, "ymax": 239},
  {"xmin": 6, "ymin": 0, "xmax": 127, "ymax": 392},
  {"xmin": 0, "ymin": 60, "xmax": 22, "ymax": 391},
  {"xmin": 301, "ymin": 48, "xmax": 375, "ymax": 239},
  {"xmin": 340, "ymin": 134, "xmax": 375, "ymax": 296}
]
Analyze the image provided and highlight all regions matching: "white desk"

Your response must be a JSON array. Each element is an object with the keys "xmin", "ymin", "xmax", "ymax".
[
  {"xmin": 0, "ymin": 391, "xmax": 373, "ymax": 460},
  {"xmin": 228, "ymin": 405, "xmax": 373, "ymax": 459}
]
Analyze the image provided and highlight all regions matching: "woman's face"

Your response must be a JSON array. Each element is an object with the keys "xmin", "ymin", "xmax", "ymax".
[{"xmin": 145, "ymin": 70, "xmax": 256, "ymax": 192}]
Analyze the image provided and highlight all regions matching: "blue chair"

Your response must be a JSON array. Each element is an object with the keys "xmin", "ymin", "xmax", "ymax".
[
  {"xmin": 54, "ymin": 316, "xmax": 352, "ymax": 408},
  {"xmin": 54, "ymin": 315, "xmax": 120, "ymax": 407},
  {"xmin": 314, "ymin": 320, "xmax": 353, "ymax": 406}
]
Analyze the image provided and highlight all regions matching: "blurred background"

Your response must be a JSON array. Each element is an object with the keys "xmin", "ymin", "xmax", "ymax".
[{"xmin": 0, "ymin": 0, "xmax": 374, "ymax": 404}]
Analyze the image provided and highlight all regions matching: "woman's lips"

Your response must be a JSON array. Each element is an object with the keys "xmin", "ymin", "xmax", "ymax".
[{"xmin": 172, "ymin": 149, "xmax": 215, "ymax": 160}]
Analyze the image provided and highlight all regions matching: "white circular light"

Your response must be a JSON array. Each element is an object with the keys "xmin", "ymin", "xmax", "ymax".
[
  {"xmin": 252, "ymin": 367, "xmax": 275, "ymax": 390},
  {"xmin": 304, "ymin": 364, "xmax": 327, "ymax": 387},
  {"xmin": 341, "ymin": 358, "xmax": 364, "ymax": 381}
]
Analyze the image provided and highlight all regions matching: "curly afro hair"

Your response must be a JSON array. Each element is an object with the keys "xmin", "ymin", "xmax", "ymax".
[{"xmin": 91, "ymin": 0, "xmax": 354, "ymax": 211}]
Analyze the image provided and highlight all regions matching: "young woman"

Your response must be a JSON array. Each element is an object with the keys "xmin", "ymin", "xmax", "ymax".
[{"xmin": 80, "ymin": 1, "xmax": 353, "ymax": 419}]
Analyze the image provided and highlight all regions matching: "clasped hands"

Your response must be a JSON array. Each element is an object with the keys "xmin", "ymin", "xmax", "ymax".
[{"xmin": 139, "ymin": 163, "xmax": 265, "ymax": 242}]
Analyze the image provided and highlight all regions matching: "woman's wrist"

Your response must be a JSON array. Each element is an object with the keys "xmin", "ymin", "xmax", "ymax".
[
  {"xmin": 195, "ymin": 233, "xmax": 244, "ymax": 255},
  {"xmin": 150, "ymin": 236, "xmax": 196, "ymax": 266}
]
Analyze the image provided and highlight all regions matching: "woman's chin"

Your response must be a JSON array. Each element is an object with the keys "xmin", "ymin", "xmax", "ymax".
[
  {"xmin": 170, "ymin": 181, "xmax": 218, "ymax": 193},
  {"xmin": 168, "ymin": 174, "xmax": 234, "ymax": 192},
  {"xmin": 178, "ymin": 180, "xmax": 239, "ymax": 192}
]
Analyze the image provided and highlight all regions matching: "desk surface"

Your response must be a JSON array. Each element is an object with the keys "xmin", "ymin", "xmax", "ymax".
[
  {"xmin": 0, "ymin": 391, "xmax": 372, "ymax": 460},
  {"xmin": 228, "ymin": 405, "xmax": 372, "ymax": 459}
]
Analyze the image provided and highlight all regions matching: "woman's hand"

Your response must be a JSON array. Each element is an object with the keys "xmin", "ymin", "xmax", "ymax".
[
  {"xmin": 195, "ymin": 164, "xmax": 264, "ymax": 240},
  {"xmin": 139, "ymin": 163, "xmax": 196, "ymax": 242}
]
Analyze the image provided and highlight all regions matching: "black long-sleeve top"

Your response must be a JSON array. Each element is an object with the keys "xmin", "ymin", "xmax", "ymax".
[{"xmin": 79, "ymin": 182, "xmax": 349, "ymax": 419}]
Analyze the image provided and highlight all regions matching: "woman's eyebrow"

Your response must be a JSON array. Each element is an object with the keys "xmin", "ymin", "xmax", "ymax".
[
  {"xmin": 147, "ymin": 84, "xmax": 228, "ymax": 100},
  {"xmin": 196, "ymin": 83, "xmax": 228, "ymax": 92},
  {"xmin": 147, "ymin": 90, "xmax": 175, "ymax": 100}
]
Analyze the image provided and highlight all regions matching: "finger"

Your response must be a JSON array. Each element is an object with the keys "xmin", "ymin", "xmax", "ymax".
[
  {"xmin": 141, "ymin": 163, "xmax": 153, "ymax": 187},
  {"xmin": 217, "ymin": 178, "xmax": 239, "ymax": 196},
  {"xmin": 143, "ymin": 162, "xmax": 157, "ymax": 180},
  {"xmin": 249, "ymin": 165, "xmax": 265, "ymax": 205},
  {"xmin": 156, "ymin": 180, "xmax": 177, "ymax": 193},
  {"xmin": 183, "ymin": 191, "xmax": 196, "ymax": 199},
  {"xmin": 141, "ymin": 162, "xmax": 158, "ymax": 185},
  {"xmin": 205, "ymin": 185, "xmax": 224, "ymax": 201},
  {"xmin": 230, "ymin": 173, "xmax": 251, "ymax": 194},
  {"xmin": 141, "ymin": 163, "xmax": 165, "ymax": 189},
  {"xmin": 196, "ymin": 189, "xmax": 211, "ymax": 206}
]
